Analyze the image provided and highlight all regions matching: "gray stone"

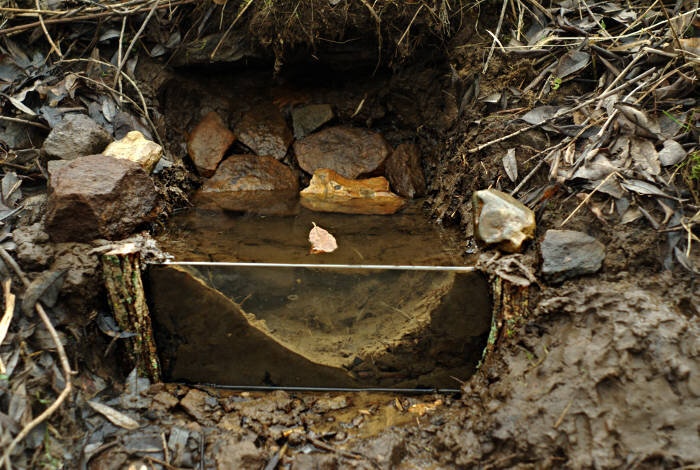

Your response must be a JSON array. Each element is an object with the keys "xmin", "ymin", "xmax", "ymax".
[
  {"xmin": 541, "ymin": 230, "xmax": 605, "ymax": 282},
  {"xmin": 473, "ymin": 189, "xmax": 535, "ymax": 253},
  {"xmin": 42, "ymin": 114, "xmax": 113, "ymax": 160},
  {"xmin": 291, "ymin": 104, "xmax": 334, "ymax": 138},
  {"xmin": 45, "ymin": 154, "xmax": 158, "ymax": 242}
]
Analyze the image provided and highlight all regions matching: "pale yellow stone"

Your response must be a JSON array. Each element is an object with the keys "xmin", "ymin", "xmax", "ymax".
[
  {"xmin": 300, "ymin": 169, "xmax": 406, "ymax": 215},
  {"xmin": 103, "ymin": 131, "xmax": 162, "ymax": 173}
]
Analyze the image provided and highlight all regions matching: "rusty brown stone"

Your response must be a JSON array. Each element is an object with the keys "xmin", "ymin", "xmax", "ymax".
[
  {"xmin": 196, "ymin": 154, "xmax": 299, "ymax": 215},
  {"xmin": 293, "ymin": 126, "xmax": 391, "ymax": 179},
  {"xmin": 300, "ymin": 169, "xmax": 405, "ymax": 215},
  {"xmin": 45, "ymin": 154, "xmax": 158, "ymax": 242},
  {"xmin": 385, "ymin": 143, "xmax": 426, "ymax": 198},
  {"xmin": 187, "ymin": 111, "xmax": 236, "ymax": 177},
  {"xmin": 234, "ymin": 103, "xmax": 293, "ymax": 160}
]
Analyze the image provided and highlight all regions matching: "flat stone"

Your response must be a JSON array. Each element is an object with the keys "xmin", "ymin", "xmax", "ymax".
[
  {"xmin": 235, "ymin": 103, "xmax": 293, "ymax": 160},
  {"xmin": 385, "ymin": 143, "xmax": 426, "ymax": 198},
  {"xmin": 42, "ymin": 114, "xmax": 113, "ymax": 160},
  {"xmin": 300, "ymin": 169, "xmax": 406, "ymax": 215},
  {"xmin": 103, "ymin": 130, "xmax": 163, "ymax": 173},
  {"xmin": 541, "ymin": 230, "xmax": 605, "ymax": 282},
  {"xmin": 473, "ymin": 188, "xmax": 535, "ymax": 253},
  {"xmin": 291, "ymin": 104, "xmax": 334, "ymax": 138},
  {"xmin": 196, "ymin": 154, "xmax": 299, "ymax": 216},
  {"xmin": 187, "ymin": 111, "xmax": 236, "ymax": 177},
  {"xmin": 293, "ymin": 126, "xmax": 391, "ymax": 179},
  {"xmin": 45, "ymin": 154, "xmax": 158, "ymax": 242}
]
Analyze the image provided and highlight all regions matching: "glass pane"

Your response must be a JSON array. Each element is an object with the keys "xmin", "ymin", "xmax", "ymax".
[{"xmin": 148, "ymin": 263, "xmax": 490, "ymax": 389}]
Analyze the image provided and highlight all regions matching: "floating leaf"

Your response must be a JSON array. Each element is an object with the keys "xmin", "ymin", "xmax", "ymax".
[{"xmin": 309, "ymin": 223, "xmax": 337, "ymax": 254}]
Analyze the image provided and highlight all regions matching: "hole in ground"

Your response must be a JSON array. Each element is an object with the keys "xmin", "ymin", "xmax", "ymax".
[{"xmin": 144, "ymin": 57, "xmax": 492, "ymax": 390}]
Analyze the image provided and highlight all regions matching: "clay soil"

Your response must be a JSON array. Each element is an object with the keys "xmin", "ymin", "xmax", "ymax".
[{"xmin": 0, "ymin": 1, "xmax": 698, "ymax": 469}]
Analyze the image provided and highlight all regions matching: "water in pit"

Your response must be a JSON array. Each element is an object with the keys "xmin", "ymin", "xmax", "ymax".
[{"xmin": 150, "ymin": 203, "xmax": 491, "ymax": 390}]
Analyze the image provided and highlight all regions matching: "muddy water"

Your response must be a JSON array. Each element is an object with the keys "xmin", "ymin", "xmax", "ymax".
[{"xmin": 156, "ymin": 200, "xmax": 472, "ymax": 266}]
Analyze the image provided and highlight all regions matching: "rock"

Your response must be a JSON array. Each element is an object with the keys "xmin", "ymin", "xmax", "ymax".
[
  {"xmin": 385, "ymin": 143, "xmax": 426, "ymax": 198},
  {"xmin": 541, "ymin": 230, "xmax": 605, "ymax": 282},
  {"xmin": 291, "ymin": 104, "xmax": 334, "ymax": 138},
  {"xmin": 235, "ymin": 103, "xmax": 293, "ymax": 160},
  {"xmin": 42, "ymin": 114, "xmax": 113, "ymax": 160},
  {"xmin": 13, "ymin": 223, "xmax": 54, "ymax": 270},
  {"xmin": 103, "ymin": 130, "xmax": 163, "ymax": 173},
  {"xmin": 294, "ymin": 126, "xmax": 391, "ymax": 178},
  {"xmin": 186, "ymin": 111, "xmax": 236, "ymax": 177},
  {"xmin": 45, "ymin": 154, "xmax": 159, "ymax": 242},
  {"xmin": 473, "ymin": 189, "xmax": 535, "ymax": 253},
  {"xmin": 196, "ymin": 154, "xmax": 299, "ymax": 216},
  {"xmin": 300, "ymin": 169, "xmax": 406, "ymax": 215},
  {"xmin": 214, "ymin": 438, "xmax": 265, "ymax": 470}
]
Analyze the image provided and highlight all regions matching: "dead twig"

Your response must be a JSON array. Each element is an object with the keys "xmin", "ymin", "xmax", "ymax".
[
  {"xmin": 35, "ymin": 0, "xmax": 63, "ymax": 58},
  {"xmin": 112, "ymin": 0, "xmax": 159, "ymax": 88},
  {"xmin": 482, "ymin": 0, "xmax": 508, "ymax": 74},
  {"xmin": 0, "ymin": 278, "xmax": 15, "ymax": 375},
  {"xmin": 560, "ymin": 172, "xmax": 618, "ymax": 227}
]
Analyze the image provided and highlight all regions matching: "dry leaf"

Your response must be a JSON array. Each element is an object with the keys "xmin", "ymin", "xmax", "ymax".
[
  {"xmin": 88, "ymin": 400, "xmax": 140, "ymax": 430},
  {"xmin": 503, "ymin": 148, "xmax": 518, "ymax": 182},
  {"xmin": 408, "ymin": 399, "xmax": 443, "ymax": 416},
  {"xmin": 309, "ymin": 223, "xmax": 337, "ymax": 254}
]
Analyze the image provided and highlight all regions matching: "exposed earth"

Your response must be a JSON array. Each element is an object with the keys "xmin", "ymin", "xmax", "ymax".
[{"xmin": 0, "ymin": 1, "xmax": 698, "ymax": 469}]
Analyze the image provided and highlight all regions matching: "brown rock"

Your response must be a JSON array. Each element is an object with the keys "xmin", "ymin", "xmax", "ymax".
[
  {"xmin": 235, "ymin": 103, "xmax": 293, "ymax": 160},
  {"xmin": 187, "ymin": 112, "xmax": 235, "ymax": 177},
  {"xmin": 196, "ymin": 154, "xmax": 299, "ymax": 215},
  {"xmin": 300, "ymin": 169, "xmax": 405, "ymax": 215},
  {"xmin": 294, "ymin": 126, "xmax": 391, "ymax": 179},
  {"xmin": 45, "ymin": 154, "xmax": 158, "ymax": 242},
  {"xmin": 385, "ymin": 143, "xmax": 426, "ymax": 198}
]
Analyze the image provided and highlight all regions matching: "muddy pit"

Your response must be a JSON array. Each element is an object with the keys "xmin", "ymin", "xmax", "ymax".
[{"xmin": 147, "ymin": 61, "xmax": 493, "ymax": 390}]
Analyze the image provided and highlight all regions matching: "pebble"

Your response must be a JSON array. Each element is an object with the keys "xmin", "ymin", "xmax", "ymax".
[
  {"xmin": 385, "ymin": 143, "xmax": 426, "ymax": 198},
  {"xmin": 541, "ymin": 229, "xmax": 605, "ymax": 282},
  {"xmin": 473, "ymin": 188, "xmax": 535, "ymax": 253},
  {"xmin": 103, "ymin": 130, "xmax": 163, "ymax": 173},
  {"xmin": 42, "ymin": 113, "xmax": 113, "ymax": 160}
]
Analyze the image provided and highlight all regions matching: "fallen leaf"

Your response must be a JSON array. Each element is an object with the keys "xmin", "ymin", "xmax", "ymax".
[
  {"xmin": 503, "ymin": 148, "xmax": 518, "ymax": 182},
  {"xmin": 88, "ymin": 400, "xmax": 140, "ymax": 430},
  {"xmin": 555, "ymin": 50, "xmax": 590, "ymax": 79},
  {"xmin": 658, "ymin": 140, "xmax": 686, "ymax": 166},
  {"xmin": 309, "ymin": 223, "xmax": 337, "ymax": 254}
]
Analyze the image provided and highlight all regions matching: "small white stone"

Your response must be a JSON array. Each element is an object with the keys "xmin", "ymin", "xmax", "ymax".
[{"xmin": 103, "ymin": 130, "xmax": 162, "ymax": 173}]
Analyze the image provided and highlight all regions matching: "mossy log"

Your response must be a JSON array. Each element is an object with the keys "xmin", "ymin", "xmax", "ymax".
[{"xmin": 102, "ymin": 252, "xmax": 160, "ymax": 381}]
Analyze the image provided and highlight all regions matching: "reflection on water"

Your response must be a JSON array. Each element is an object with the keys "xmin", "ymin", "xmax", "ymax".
[{"xmin": 156, "ymin": 201, "xmax": 471, "ymax": 266}]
